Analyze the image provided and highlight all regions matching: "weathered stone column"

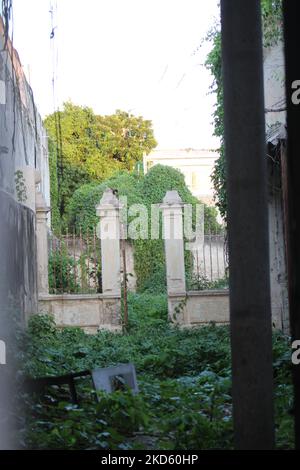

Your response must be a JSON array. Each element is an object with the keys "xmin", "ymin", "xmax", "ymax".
[
  {"xmin": 96, "ymin": 188, "xmax": 122, "ymax": 295},
  {"xmin": 160, "ymin": 191, "xmax": 188, "ymax": 324},
  {"xmin": 221, "ymin": 0, "xmax": 274, "ymax": 449},
  {"xmin": 35, "ymin": 190, "xmax": 50, "ymax": 295},
  {"xmin": 96, "ymin": 188, "xmax": 122, "ymax": 330}
]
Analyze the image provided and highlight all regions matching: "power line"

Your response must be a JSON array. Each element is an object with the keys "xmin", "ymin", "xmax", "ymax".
[
  {"xmin": 1, "ymin": 0, "xmax": 13, "ymax": 50},
  {"xmin": 49, "ymin": 0, "xmax": 64, "ymax": 216}
]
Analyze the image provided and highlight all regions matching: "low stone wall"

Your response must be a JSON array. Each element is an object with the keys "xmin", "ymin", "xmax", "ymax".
[
  {"xmin": 168, "ymin": 290, "xmax": 230, "ymax": 326},
  {"xmin": 186, "ymin": 290, "xmax": 229, "ymax": 325},
  {"xmin": 39, "ymin": 294, "xmax": 121, "ymax": 334},
  {"xmin": 169, "ymin": 289, "xmax": 285, "ymax": 328}
]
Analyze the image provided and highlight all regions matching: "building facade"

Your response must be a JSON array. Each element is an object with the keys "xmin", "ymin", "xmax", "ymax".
[
  {"xmin": 263, "ymin": 41, "xmax": 289, "ymax": 333},
  {"xmin": 143, "ymin": 148, "xmax": 219, "ymax": 206},
  {"xmin": 0, "ymin": 14, "xmax": 50, "ymax": 448}
]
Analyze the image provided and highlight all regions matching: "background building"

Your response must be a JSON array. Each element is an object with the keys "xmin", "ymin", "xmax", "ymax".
[{"xmin": 143, "ymin": 148, "xmax": 219, "ymax": 206}]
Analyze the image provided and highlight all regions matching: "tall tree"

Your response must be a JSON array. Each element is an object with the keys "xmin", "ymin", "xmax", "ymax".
[{"xmin": 44, "ymin": 102, "xmax": 157, "ymax": 228}]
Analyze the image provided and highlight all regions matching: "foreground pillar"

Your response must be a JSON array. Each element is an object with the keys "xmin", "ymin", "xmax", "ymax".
[
  {"xmin": 35, "ymin": 190, "xmax": 50, "ymax": 295},
  {"xmin": 96, "ymin": 189, "xmax": 122, "ymax": 329},
  {"xmin": 282, "ymin": 0, "xmax": 300, "ymax": 449},
  {"xmin": 96, "ymin": 188, "xmax": 122, "ymax": 295},
  {"xmin": 221, "ymin": 0, "xmax": 275, "ymax": 449}
]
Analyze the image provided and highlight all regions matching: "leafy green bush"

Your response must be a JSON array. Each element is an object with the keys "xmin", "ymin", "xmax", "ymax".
[
  {"xmin": 49, "ymin": 247, "xmax": 79, "ymax": 293},
  {"xmin": 21, "ymin": 298, "xmax": 293, "ymax": 450},
  {"xmin": 23, "ymin": 389, "xmax": 148, "ymax": 450},
  {"xmin": 187, "ymin": 273, "xmax": 229, "ymax": 291},
  {"xmin": 66, "ymin": 172, "xmax": 142, "ymax": 236}
]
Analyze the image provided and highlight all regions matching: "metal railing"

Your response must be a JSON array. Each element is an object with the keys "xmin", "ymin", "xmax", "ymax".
[
  {"xmin": 187, "ymin": 231, "xmax": 229, "ymax": 290},
  {"xmin": 49, "ymin": 228, "xmax": 102, "ymax": 294},
  {"xmin": 49, "ymin": 227, "xmax": 229, "ymax": 294}
]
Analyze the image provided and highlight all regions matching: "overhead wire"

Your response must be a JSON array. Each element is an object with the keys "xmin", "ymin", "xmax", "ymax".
[{"xmin": 50, "ymin": 0, "xmax": 64, "ymax": 215}]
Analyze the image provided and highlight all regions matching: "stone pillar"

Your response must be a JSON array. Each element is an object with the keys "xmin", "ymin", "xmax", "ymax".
[
  {"xmin": 160, "ymin": 191, "xmax": 188, "ymax": 324},
  {"xmin": 35, "ymin": 190, "xmax": 50, "ymax": 295},
  {"xmin": 96, "ymin": 188, "xmax": 122, "ymax": 296}
]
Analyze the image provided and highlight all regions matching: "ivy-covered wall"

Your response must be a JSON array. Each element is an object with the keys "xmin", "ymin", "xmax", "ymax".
[
  {"xmin": 205, "ymin": 0, "xmax": 283, "ymax": 220},
  {"xmin": 64, "ymin": 165, "xmax": 221, "ymax": 293}
]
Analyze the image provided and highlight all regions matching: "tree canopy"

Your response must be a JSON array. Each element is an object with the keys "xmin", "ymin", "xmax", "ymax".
[{"xmin": 44, "ymin": 102, "xmax": 157, "ymax": 227}]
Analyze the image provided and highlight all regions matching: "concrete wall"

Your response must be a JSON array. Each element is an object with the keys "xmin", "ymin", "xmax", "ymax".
[
  {"xmin": 263, "ymin": 42, "xmax": 286, "ymax": 130},
  {"xmin": 39, "ymin": 294, "xmax": 121, "ymax": 334},
  {"xmin": 39, "ymin": 290, "xmax": 229, "ymax": 332},
  {"xmin": 0, "ymin": 191, "xmax": 38, "ymax": 322},
  {"xmin": 0, "ymin": 19, "xmax": 47, "ymax": 322},
  {"xmin": 263, "ymin": 43, "xmax": 290, "ymax": 333},
  {"xmin": 187, "ymin": 290, "xmax": 229, "ymax": 325},
  {"xmin": 0, "ymin": 18, "xmax": 50, "ymax": 214},
  {"xmin": 168, "ymin": 290, "xmax": 229, "ymax": 326},
  {"xmin": 0, "ymin": 17, "xmax": 48, "ymax": 448},
  {"xmin": 267, "ymin": 149, "xmax": 290, "ymax": 333},
  {"xmin": 169, "ymin": 286, "xmax": 287, "ymax": 329}
]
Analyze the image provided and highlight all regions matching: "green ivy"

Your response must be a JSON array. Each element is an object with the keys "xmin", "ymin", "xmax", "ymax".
[
  {"xmin": 205, "ymin": 0, "xmax": 283, "ymax": 220},
  {"xmin": 48, "ymin": 137, "xmax": 60, "ymax": 233},
  {"xmin": 48, "ymin": 245, "xmax": 79, "ymax": 293},
  {"xmin": 44, "ymin": 102, "xmax": 157, "ymax": 228},
  {"xmin": 65, "ymin": 165, "xmax": 222, "ymax": 293},
  {"xmin": 19, "ymin": 307, "xmax": 293, "ymax": 450}
]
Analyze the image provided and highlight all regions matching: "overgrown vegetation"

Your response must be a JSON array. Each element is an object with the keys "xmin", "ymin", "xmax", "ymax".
[
  {"xmin": 64, "ymin": 165, "xmax": 221, "ymax": 293},
  {"xmin": 205, "ymin": 0, "xmax": 283, "ymax": 220},
  {"xmin": 44, "ymin": 102, "xmax": 157, "ymax": 231},
  {"xmin": 19, "ymin": 297, "xmax": 293, "ymax": 450},
  {"xmin": 48, "ymin": 247, "xmax": 79, "ymax": 294}
]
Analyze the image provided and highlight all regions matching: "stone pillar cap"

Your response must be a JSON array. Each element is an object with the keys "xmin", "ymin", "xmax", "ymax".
[
  {"xmin": 160, "ymin": 190, "xmax": 183, "ymax": 208},
  {"xmin": 96, "ymin": 188, "xmax": 123, "ymax": 212}
]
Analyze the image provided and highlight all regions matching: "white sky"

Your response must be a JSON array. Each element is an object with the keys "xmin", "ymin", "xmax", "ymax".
[{"xmin": 12, "ymin": 0, "xmax": 220, "ymax": 149}]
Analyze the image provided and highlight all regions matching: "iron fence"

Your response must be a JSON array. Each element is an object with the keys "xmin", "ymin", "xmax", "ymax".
[
  {"xmin": 49, "ymin": 227, "xmax": 229, "ymax": 294},
  {"xmin": 187, "ymin": 231, "xmax": 229, "ymax": 290},
  {"xmin": 49, "ymin": 228, "xmax": 102, "ymax": 294}
]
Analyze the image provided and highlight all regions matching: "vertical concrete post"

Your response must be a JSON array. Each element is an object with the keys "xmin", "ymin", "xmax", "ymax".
[
  {"xmin": 35, "ymin": 190, "xmax": 50, "ymax": 295},
  {"xmin": 282, "ymin": 0, "xmax": 300, "ymax": 448},
  {"xmin": 221, "ymin": 0, "xmax": 274, "ymax": 449},
  {"xmin": 160, "ymin": 191, "xmax": 188, "ymax": 324},
  {"xmin": 96, "ymin": 188, "xmax": 122, "ymax": 296}
]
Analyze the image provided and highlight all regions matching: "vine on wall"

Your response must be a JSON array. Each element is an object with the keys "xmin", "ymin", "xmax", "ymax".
[
  {"xmin": 65, "ymin": 165, "xmax": 221, "ymax": 293},
  {"xmin": 205, "ymin": 0, "xmax": 283, "ymax": 220}
]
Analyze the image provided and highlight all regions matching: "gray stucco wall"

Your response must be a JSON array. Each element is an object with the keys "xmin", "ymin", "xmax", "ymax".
[
  {"xmin": 0, "ymin": 17, "xmax": 46, "ymax": 448},
  {"xmin": 0, "ymin": 190, "xmax": 38, "ymax": 321},
  {"xmin": 0, "ymin": 34, "xmax": 40, "ymax": 322},
  {"xmin": 0, "ymin": 190, "xmax": 38, "ymax": 449}
]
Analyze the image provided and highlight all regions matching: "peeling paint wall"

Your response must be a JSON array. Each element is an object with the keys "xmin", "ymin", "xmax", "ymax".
[
  {"xmin": 268, "ymin": 154, "xmax": 290, "ymax": 333},
  {"xmin": 263, "ymin": 42, "xmax": 286, "ymax": 130}
]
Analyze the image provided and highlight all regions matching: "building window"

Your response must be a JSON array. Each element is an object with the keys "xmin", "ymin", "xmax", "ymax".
[
  {"xmin": 147, "ymin": 160, "xmax": 154, "ymax": 170},
  {"xmin": 192, "ymin": 172, "xmax": 198, "ymax": 190}
]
